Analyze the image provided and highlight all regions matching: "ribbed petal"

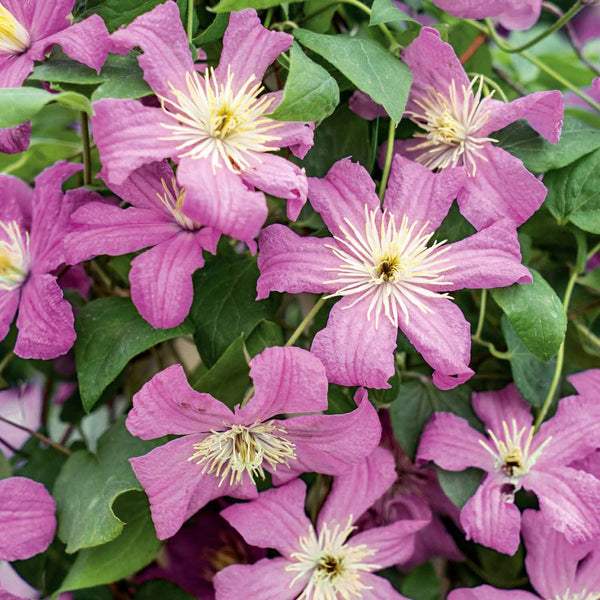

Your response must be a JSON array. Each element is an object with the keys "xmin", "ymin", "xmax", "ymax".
[
  {"xmin": 0, "ymin": 174, "xmax": 32, "ymax": 225},
  {"xmin": 448, "ymin": 586, "xmax": 537, "ymax": 600},
  {"xmin": 0, "ymin": 123, "xmax": 30, "ymax": 154},
  {"xmin": 12, "ymin": 0, "xmax": 73, "ymax": 40},
  {"xmin": 358, "ymin": 573, "xmax": 411, "ymax": 600},
  {"xmin": 0, "ymin": 52, "xmax": 34, "ymax": 89}
]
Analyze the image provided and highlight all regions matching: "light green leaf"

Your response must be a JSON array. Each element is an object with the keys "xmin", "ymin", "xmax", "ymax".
[
  {"xmin": 212, "ymin": 0, "xmax": 302, "ymax": 12},
  {"xmin": 370, "ymin": 0, "xmax": 416, "ymax": 25},
  {"xmin": 294, "ymin": 29, "xmax": 411, "ymax": 121},
  {"xmin": 435, "ymin": 466, "xmax": 484, "ymax": 509}
]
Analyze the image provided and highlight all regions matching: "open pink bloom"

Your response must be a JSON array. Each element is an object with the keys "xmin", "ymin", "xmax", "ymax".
[
  {"xmin": 92, "ymin": 2, "xmax": 313, "ymax": 222},
  {"xmin": 449, "ymin": 509, "xmax": 600, "ymax": 600},
  {"xmin": 214, "ymin": 447, "xmax": 428, "ymax": 600},
  {"xmin": 257, "ymin": 156, "xmax": 531, "ymax": 390},
  {"xmin": 0, "ymin": 0, "xmax": 110, "ymax": 153},
  {"xmin": 0, "ymin": 476, "xmax": 56, "ymax": 561},
  {"xmin": 417, "ymin": 380, "xmax": 600, "ymax": 555},
  {"xmin": 0, "ymin": 382, "xmax": 42, "ymax": 457},
  {"xmin": 0, "ymin": 162, "xmax": 95, "ymax": 359},
  {"xmin": 126, "ymin": 346, "xmax": 381, "ymax": 540},
  {"xmin": 431, "ymin": 0, "xmax": 542, "ymax": 31},
  {"xmin": 64, "ymin": 160, "xmax": 261, "ymax": 328}
]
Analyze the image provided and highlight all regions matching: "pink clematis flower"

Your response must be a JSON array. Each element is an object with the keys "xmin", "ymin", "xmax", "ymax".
[
  {"xmin": 214, "ymin": 447, "xmax": 428, "ymax": 599},
  {"xmin": 573, "ymin": 5, "xmax": 600, "ymax": 47},
  {"xmin": 257, "ymin": 155, "xmax": 531, "ymax": 390},
  {"xmin": 431, "ymin": 0, "xmax": 542, "ymax": 31},
  {"xmin": 0, "ymin": 382, "xmax": 42, "ymax": 458},
  {"xmin": 92, "ymin": 2, "xmax": 313, "ymax": 222},
  {"xmin": 417, "ymin": 380, "xmax": 600, "ymax": 555},
  {"xmin": 0, "ymin": 476, "xmax": 56, "ymax": 562},
  {"xmin": 64, "ymin": 160, "xmax": 265, "ymax": 328},
  {"xmin": 449, "ymin": 509, "xmax": 600, "ymax": 600},
  {"xmin": 0, "ymin": 162, "xmax": 94, "ymax": 360},
  {"xmin": 0, "ymin": 0, "xmax": 110, "ymax": 153},
  {"xmin": 126, "ymin": 346, "xmax": 381, "ymax": 540}
]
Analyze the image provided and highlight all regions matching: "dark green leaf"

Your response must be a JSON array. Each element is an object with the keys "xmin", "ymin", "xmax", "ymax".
[
  {"xmin": 435, "ymin": 466, "xmax": 484, "ymax": 509},
  {"xmin": 193, "ymin": 13, "xmax": 229, "ymax": 45},
  {"xmin": 370, "ymin": 0, "xmax": 416, "ymax": 25},
  {"xmin": 245, "ymin": 320, "xmax": 285, "ymax": 357},
  {"xmin": 91, "ymin": 54, "xmax": 152, "ymax": 102},
  {"xmin": 15, "ymin": 440, "xmax": 68, "ymax": 491},
  {"xmin": 401, "ymin": 563, "xmax": 440, "ymax": 600},
  {"xmin": 0, "ymin": 449, "xmax": 11, "ymax": 479},
  {"xmin": 136, "ymin": 581, "xmax": 195, "ymax": 600},
  {"xmin": 75, "ymin": 0, "xmax": 166, "ymax": 32}
]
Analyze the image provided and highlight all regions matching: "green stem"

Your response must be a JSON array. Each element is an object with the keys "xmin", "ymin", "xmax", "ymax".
[
  {"xmin": 187, "ymin": 0, "xmax": 194, "ymax": 43},
  {"xmin": 337, "ymin": 0, "xmax": 399, "ymax": 51},
  {"xmin": 534, "ymin": 268, "xmax": 579, "ymax": 431},
  {"xmin": 587, "ymin": 242, "xmax": 600, "ymax": 261},
  {"xmin": 474, "ymin": 289, "xmax": 487, "ymax": 340},
  {"xmin": 285, "ymin": 296, "xmax": 328, "ymax": 347},
  {"xmin": 379, "ymin": 119, "xmax": 396, "ymax": 200},
  {"xmin": 79, "ymin": 112, "xmax": 92, "ymax": 186}
]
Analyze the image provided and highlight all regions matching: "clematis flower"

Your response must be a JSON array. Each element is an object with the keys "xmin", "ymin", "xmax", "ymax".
[
  {"xmin": 126, "ymin": 346, "xmax": 381, "ymax": 540},
  {"xmin": 92, "ymin": 2, "xmax": 313, "ymax": 222},
  {"xmin": 351, "ymin": 28, "xmax": 564, "ymax": 230},
  {"xmin": 417, "ymin": 381, "xmax": 600, "ymax": 555},
  {"xmin": 0, "ymin": 162, "xmax": 93, "ymax": 360},
  {"xmin": 573, "ymin": 5, "xmax": 600, "ymax": 47},
  {"xmin": 64, "ymin": 160, "xmax": 264, "ymax": 328},
  {"xmin": 0, "ymin": 382, "xmax": 42, "ymax": 458},
  {"xmin": 431, "ymin": 0, "xmax": 542, "ymax": 31},
  {"xmin": 257, "ymin": 155, "xmax": 531, "ymax": 390},
  {"xmin": 214, "ymin": 447, "xmax": 428, "ymax": 599},
  {"xmin": 0, "ymin": 477, "xmax": 56, "ymax": 561},
  {"xmin": 449, "ymin": 509, "xmax": 600, "ymax": 600},
  {"xmin": 0, "ymin": 0, "xmax": 110, "ymax": 153}
]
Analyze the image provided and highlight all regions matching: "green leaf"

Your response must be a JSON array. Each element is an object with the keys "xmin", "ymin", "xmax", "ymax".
[
  {"xmin": 56, "ymin": 492, "xmax": 161, "ymax": 594},
  {"xmin": 388, "ymin": 379, "xmax": 481, "ymax": 460},
  {"xmin": 91, "ymin": 54, "xmax": 152, "ymax": 102},
  {"xmin": 370, "ymin": 0, "xmax": 416, "ymax": 25},
  {"xmin": 491, "ymin": 269, "xmax": 566, "ymax": 362},
  {"xmin": 502, "ymin": 316, "xmax": 556, "ymax": 408},
  {"xmin": 495, "ymin": 115, "xmax": 600, "ymax": 173},
  {"xmin": 0, "ymin": 449, "xmax": 11, "ymax": 479},
  {"xmin": 30, "ymin": 55, "xmax": 105, "ymax": 85},
  {"xmin": 15, "ymin": 440, "xmax": 68, "ymax": 491},
  {"xmin": 294, "ymin": 29, "xmax": 412, "ymax": 121},
  {"xmin": 212, "ymin": 0, "xmax": 301, "ymax": 12},
  {"xmin": 193, "ymin": 13, "xmax": 229, "ymax": 45},
  {"xmin": 74, "ymin": 0, "xmax": 166, "ymax": 32},
  {"xmin": 74, "ymin": 297, "xmax": 193, "ymax": 412},
  {"xmin": 270, "ymin": 43, "xmax": 339, "ymax": 122},
  {"xmin": 245, "ymin": 319, "xmax": 285, "ymax": 357},
  {"xmin": 53, "ymin": 418, "xmax": 166, "ymax": 553},
  {"xmin": 435, "ymin": 466, "xmax": 484, "ymax": 509},
  {"xmin": 401, "ymin": 563, "xmax": 440, "ymax": 600},
  {"xmin": 190, "ymin": 253, "xmax": 279, "ymax": 367},
  {"xmin": 544, "ymin": 148, "xmax": 600, "ymax": 233},
  {"xmin": 136, "ymin": 581, "xmax": 195, "ymax": 600}
]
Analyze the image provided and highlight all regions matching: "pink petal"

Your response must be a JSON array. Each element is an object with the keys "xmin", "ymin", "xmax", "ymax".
[
  {"xmin": 0, "ymin": 290, "xmax": 19, "ymax": 344},
  {"xmin": 498, "ymin": 1, "xmax": 543, "ymax": 31},
  {"xmin": 0, "ymin": 383, "xmax": 43, "ymax": 458},
  {"xmin": 127, "ymin": 363, "xmax": 234, "ymax": 439},
  {"xmin": 0, "ymin": 477, "xmax": 56, "ymax": 561},
  {"xmin": 307, "ymin": 158, "xmax": 380, "ymax": 238},
  {"xmin": 177, "ymin": 157, "xmax": 267, "ymax": 246},
  {"xmin": 471, "ymin": 384, "xmax": 533, "ymax": 437},
  {"xmin": 110, "ymin": 1, "xmax": 195, "ymax": 100},
  {"xmin": 215, "ymin": 9, "xmax": 292, "ymax": 93},
  {"xmin": 91, "ymin": 99, "xmax": 177, "ymax": 186},
  {"xmin": 311, "ymin": 296, "xmax": 397, "ymax": 389},
  {"xmin": 523, "ymin": 466, "xmax": 600, "ymax": 544},
  {"xmin": 220, "ymin": 479, "xmax": 311, "ymax": 557},
  {"xmin": 256, "ymin": 225, "xmax": 339, "ymax": 299},
  {"xmin": 417, "ymin": 412, "xmax": 492, "ymax": 471},
  {"xmin": 129, "ymin": 231, "xmax": 206, "ymax": 329},
  {"xmin": 318, "ymin": 447, "xmax": 397, "ymax": 530},
  {"xmin": 0, "ymin": 51, "xmax": 34, "ymax": 89},
  {"xmin": 460, "ymin": 475, "xmax": 522, "ymax": 555},
  {"xmin": 237, "ymin": 346, "xmax": 328, "ymax": 421},
  {"xmin": 14, "ymin": 0, "xmax": 72, "ymax": 40},
  {"xmin": 241, "ymin": 153, "xmax": 308, "ymax": 221},
  {"xmin": 358, "ymin": 573, "xmax": 411, "ymax": 600},
  {"xmin": 131, "ymin": 435, "xmax": 257, "ymax": 540},
  {"xmin": 567, "ymin": 369, "xmax": 600, "ymax": 397},
  {"xmin": 441, "ymin": 220, "xmax": 532, "ymax": 291},
  {"xmin": 448, "ymin": 586, "xmax": 537, "ymax": 600},
  {"xmin": 574, "ymin": 546, "xmax": 600, "ymax": 596},
  {"xmin": 349, "ymin": 90, "xmax": 388, "ymax": 120},
  {"xmin": 14, "ymin": 274, "xmax": 74, "ymax": 360},
  {"xmin": 0, "ymin": 124, "xmax": 30, "ymax": 154},
  {"xmin": 384, "ymin": 155, "xmax": 465, "ymax": 234},
  {"xmin": 456, "ymin": 145, "xmax": 547, "ymax": 230},
  {"xmin": 0, "ymin": 174, "xmax": 32, "ymax": 225},
  {"xmin": 213, "ymin": 558, "xmax": 306, "ymax": 600},
  {"xmin": 398, "ymin": 295, "xmax": 474, "ymax": 390}
]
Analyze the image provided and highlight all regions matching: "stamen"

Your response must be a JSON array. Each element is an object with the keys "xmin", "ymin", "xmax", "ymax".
[
  {"xmin": 0, "ymin": 220, "xmax": 29, "ymax": 291},
  {"xmin": 0, "ymin": 5, "xmax": 30, "ymax": 55},
  {"xmin": 156, "ymin": 177, "xmax": 200, "ymax": 230}
]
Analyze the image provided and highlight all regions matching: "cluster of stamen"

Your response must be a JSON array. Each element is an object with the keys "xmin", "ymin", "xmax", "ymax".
[
  {"xmin": 0, "ymin": 5, "xmax": 30, "ymax": 55},
  {"xmin": 406, "ymin": 75, "xmax": 497, "ymax": 176},
  {"xmin": 324, "ymin": 205, "xmax": 453, "ymax": 328},
  {"xmin": 286, "ymin": 517, "xmax": 379, "ymax": 600},
  {"xmin": 0, "ymin": 220, "xmax": 30, "ymax": 291},
  {"xmin": 555, "ymin": 590, "xmax": 597, "ymax": 600},
  {"xmin": 158, "ymin": 66, "xmax": 283, "ymax": 173},
  {"xmin": 157, "ymin": 177, "xmax": 200, "ymax": 230},
  {"xmin": 188, "ymin": 420, "xmax": 296, "ymax": 486}
]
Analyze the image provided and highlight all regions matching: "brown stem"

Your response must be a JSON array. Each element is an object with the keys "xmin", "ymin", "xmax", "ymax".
[{"xmin": 0, "ymin": 415, "xmax": 72, "ymax": 456}]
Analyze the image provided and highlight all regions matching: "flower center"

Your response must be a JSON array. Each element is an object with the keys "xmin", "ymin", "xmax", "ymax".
[
  {"xmin": 555, "ymin": 591, "xmax": 597, "ymax": 600},
  {"xmin": 286, "ymin": 516, "xmax": 380, "ymax": 600},
  {"xmin": 188, "ymin": 420, "xmax": 296, "ymax": 486},
  {"xmin": 479, "ymin": 419, "xmax": 552, "ymax": 492},
  {"xmin": 157, "ymin": 177, "xmax": 201, "ymax": 230},
  {"xmin": 158, "ymin": 66, "xmax": 282, "ymax": 174},
  {"xmin": 0, "ymin": 5, "xmax": 30, "ymax": 55},
  {"xmin": 406, "ymin": 75, "xmax": 497, "ymax": 176},
  {"xmin": 323, "ymin": 205, "xmax": 453, "ymax": 328},
  {"xmin": 0, "ymin": 220, "xmax": 29, "ymax": 291}
]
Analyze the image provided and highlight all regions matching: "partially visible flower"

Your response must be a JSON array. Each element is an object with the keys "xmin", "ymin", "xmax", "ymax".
[
  {"xmin": 417, "ymin": 381, "xmax": 600, "ymax": 555},
  {"xmin": 0, "ymin": 383, "xmax": 42, "ymax": 457},
  {"xmin": 395, "ymin": 1, "xmax": 436, "ymax": 26},
  {"xmin": 572, "ymin": 5, "xmax": 600, "ymax": 47},
  {"xmin": 92, "ymin": 2, "xmax": 313, "ymax": 223},
  {"xmin": 0, "ymin": 477, "xmax": 56, "ymax": 561},
  {"xmin": 0, "ymin": 0, "xmax": 110, "ymax": 153},
  {"xmin": 448, "ymin": 509, "xmax": 600, "ymax": 600},
  {"xmin": 64, "ymin": 160, "xmax": 264, "ymax": 328},
  {"xmin": 214, "ymin": 447, "xmax": 428, "ymax": 599},
  {"xmin": 0, "ymin": 162, "xmax": 95, "ymax": 359},
  {"xmin": 127, "ymin": 346, "xmax": 381, "ymax": 539},
  {"xmin": 257, "ymin": 155, "xmax": 530, "ymax": 390}
]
